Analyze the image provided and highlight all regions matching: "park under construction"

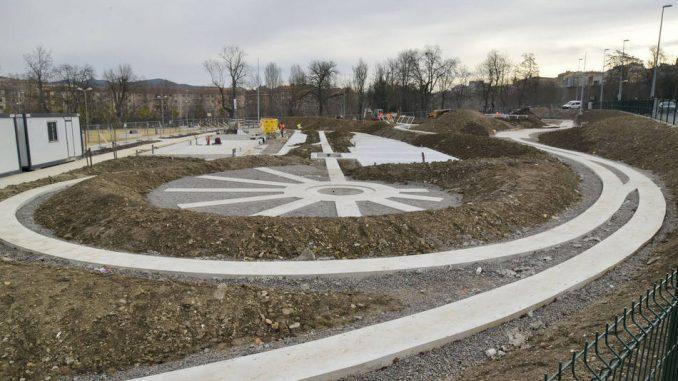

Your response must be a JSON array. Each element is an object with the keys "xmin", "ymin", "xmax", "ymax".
[{"xmin": 0, "ymin": 106, "xmax": 676, "ymax": 381}]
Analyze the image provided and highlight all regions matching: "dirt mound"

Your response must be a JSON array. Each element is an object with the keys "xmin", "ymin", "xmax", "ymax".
[
  {"xmin": 531, "ymin": 106, "xmax": 578, "ymax": 120},
  {"xmin": 0, "ymin": 259, "xmax": 394, "ymax": 380},
  {"xmin": 459, "ymin": 109, "xmax": 678, "ymax": 381},
  {"xmin": 281, "ymin": 116, "xmax": 383, "ymax": 131},
  {"xmin": 413, "ymin": 109, "xmax": 512, "ymax": 135},
  {"xmin": 35, "ymin": 146, "xmax": 577, "ymax": 260}
]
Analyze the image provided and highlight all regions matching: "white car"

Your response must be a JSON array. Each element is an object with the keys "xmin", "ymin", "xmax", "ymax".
[
  {"xmin": 562, "ymin": 100, "xmax": 582, "ymax": 110},
  {"xmin": 658, "ymin": 101, "xmax": 676, "ymax": 110}
]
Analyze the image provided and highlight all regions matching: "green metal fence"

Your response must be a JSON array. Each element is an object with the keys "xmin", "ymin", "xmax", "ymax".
[
  {"xmin": 544, "ymin": 270, "xmax": 678, "ymax": 380},
  {"xmin": 595, "ymin": 99, "xmax": 677, "ymax": 126}
]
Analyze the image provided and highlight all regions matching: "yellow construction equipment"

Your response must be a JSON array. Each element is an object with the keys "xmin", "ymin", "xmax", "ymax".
[{"xmin": 260, "ymin": 118, "xmax": 279, "ymax": 134}]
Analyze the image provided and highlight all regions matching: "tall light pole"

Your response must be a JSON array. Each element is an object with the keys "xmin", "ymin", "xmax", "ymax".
[
  {"xmin": 618, "ymin": 39, "xmax": 629, "ymax": 101},
  {"xmin": 155, "ymin": 95, "xmax": 168, "ymax": 126},
  {"xmin": 600, "ymin": 48, "xmax": 609, "ymax": 108},
  {"xmin": 651, "ymin": 4, "xmax": 672, "ymax": 98},
  {"xmin": 257, "ymin": 57, "xmax": 261, "ymax": 122},
  {"xmin": 77, "ymin": 87, "xmax": 93, "ymax": 147},
  {"xmin": 574, "ymin": 58, "xmax": 583, "ymax": 101},
  {"xmin": 579, "ymin": 53, "xmax": 587, "ymax": 115}
]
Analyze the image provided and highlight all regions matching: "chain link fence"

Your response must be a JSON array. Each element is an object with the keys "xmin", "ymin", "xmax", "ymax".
[
  {"xmin": 544, "ymin": 270, "xmax": 678, "ymax": 380},
  {"xmin": 81, "ymin": 117, "xmax": 234, "ymax": 152}
]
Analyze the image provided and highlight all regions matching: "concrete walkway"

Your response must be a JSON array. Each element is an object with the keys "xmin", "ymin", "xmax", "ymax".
[
  {"xmin": 0, "ymin": 132, "xmax": 215, "ymax": 189},
  {"xmin": 0, "ymin": 128, "xmax": 637, "ymax": 277},
  {"xmin": 0, "ymin": 127, "xmax": 666, "ymax": 380},
  {"xmin": 130, "ymin": 128, "xmax": 665, "ymax": 380}
]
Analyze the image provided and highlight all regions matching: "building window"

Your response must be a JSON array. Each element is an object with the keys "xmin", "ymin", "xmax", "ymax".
[{"xmin": 47, "ymin": 121, "xmax": 58, "ymax": 142}]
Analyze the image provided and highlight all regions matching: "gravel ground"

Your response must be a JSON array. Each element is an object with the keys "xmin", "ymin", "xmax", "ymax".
[{"xmin": 8, "ymin": 152, "xmax": 651, "ymax": 380}]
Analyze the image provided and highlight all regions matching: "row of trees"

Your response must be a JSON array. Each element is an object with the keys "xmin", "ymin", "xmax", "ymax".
[
  {"xmin": 202, "ymin": 45, "xmax": 548, "ymax": 117},
  {"xmin": 9, "ymin": 44, "xmax": 677, "ymax": 123}
]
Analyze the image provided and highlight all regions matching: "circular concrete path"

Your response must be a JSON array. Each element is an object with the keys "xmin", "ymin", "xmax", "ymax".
[{"xmin": 0, "ymin": 127, "xmax": 666, "ymax": 380}]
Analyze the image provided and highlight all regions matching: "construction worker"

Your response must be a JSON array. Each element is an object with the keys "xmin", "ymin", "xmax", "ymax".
[
  {"xmin": 296, "ymin": 123, "xmax": 302, "ymax": 130},
  {"xmin": 279, "ymin": 122, "xmax": 285, "ymax": 137}
]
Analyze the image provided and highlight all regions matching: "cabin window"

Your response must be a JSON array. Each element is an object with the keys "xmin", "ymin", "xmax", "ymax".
[{"xmin": 47, "ymin": 121, "xmax": 58, "ymax": 142}]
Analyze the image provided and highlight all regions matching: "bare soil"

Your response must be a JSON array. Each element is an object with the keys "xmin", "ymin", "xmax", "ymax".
[
  {"xmin": 0, "ymin": 256, "xmax": 395, "ymax": 380},
  {"xmin": 453, "ymin": 110, "xmax": 678, "ymax": 380},
  {"xmin": 413, "ymin": 109, "xmax": 512, "ymax": 135},
  {"xmin": 34, "ymin": 139, "xmax": 578, "ymax": 260}
]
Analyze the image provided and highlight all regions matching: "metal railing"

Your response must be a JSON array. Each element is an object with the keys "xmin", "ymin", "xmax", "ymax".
[
  {"xmin": 596, "ymin": 99, "xmax": 676, "ymax": 126},
  {"xmin": 81, "ymin": 117, "xmax": 236, "ymax": 151},
  {"xmin": 544, "ymin": 270, "xmax": 678, "ymax": 381}
]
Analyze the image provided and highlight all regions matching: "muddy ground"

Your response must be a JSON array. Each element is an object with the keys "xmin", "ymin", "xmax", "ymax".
[
  {"xmin": 451, "ymin": 110, "xmax": 678, "ymax": 380},
  {"xmin": 34, "ymin": 131, "xmax": 578, "ymax": 260},
  {"xmin": 0, "ymin": 253, "xmax": 396, "ymax": 380},
  {"xmin": 413, "ymin": 109, "xmax": 512, "ymax": 135}
]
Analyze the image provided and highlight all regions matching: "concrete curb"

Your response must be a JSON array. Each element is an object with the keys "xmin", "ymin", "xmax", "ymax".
[{"xmin": 0, "ymin": 129, "xmax": 634, "ymax": 278}]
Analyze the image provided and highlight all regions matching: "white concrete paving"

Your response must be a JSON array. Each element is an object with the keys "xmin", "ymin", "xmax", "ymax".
[
  {"xmin": 345, "ymin": 132, "xmax": 457, "ymax": 165},
  {"xmin": 0, "ymin": 128, "xmax": 645, "ymax": 277},
  {"xmin": 0, "ymin": 126, "xmax": 667, "ymax": 380},
  {"xmin": 0, "ymin": 132, "xmax": 216, "ymax": 189},
  {"xmin": 275, "ymin": 130, "xmax": 307, "ymax": 156},
  {"xmin": 152, "ymin": 136, "xmax": 264, "ymax": 159},
  {"xmin": 131, "ymin": 129, "xmax": 666, "ymax": 380}
]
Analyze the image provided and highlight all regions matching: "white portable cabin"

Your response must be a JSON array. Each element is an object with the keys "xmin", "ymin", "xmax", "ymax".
[
  {"xmin": 0, "ymin": 114, "xmax": 21, "ymax": 176},
  {"xmin": 12, "ymin": 113, "xmax": 83, "ymax": 170}
]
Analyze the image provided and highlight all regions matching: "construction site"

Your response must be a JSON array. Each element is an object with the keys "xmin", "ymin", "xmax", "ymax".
[
  {"xmin": 0, "ymin": 105, "xmax": 676, "ymax": 381},
  {"xmin": 3, "ymin": 1, "xmax": 678, "ymax": 380}
]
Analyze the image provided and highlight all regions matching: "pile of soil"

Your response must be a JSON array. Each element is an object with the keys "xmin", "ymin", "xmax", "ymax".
[
  {"xmin": 530, "ymin": 106, "xmax": 578, "ymax": 120},
  {"xmin": 281, "ymin": 116, "xmax": 383, "ymax": 131},
  {"xmin": 456, "ymin": 109, "xmax": 678, "ymax": 380},
  {"xmin": 413, "ymin": 109, "xmax": 512, "ymax": 135},
  {"xmin": 34, "ymin": 143, "xmax": 577, "ymax": 260},
  {"xmin": 0, "ymin": 258, "xmax": 395, "ymax": 380}
]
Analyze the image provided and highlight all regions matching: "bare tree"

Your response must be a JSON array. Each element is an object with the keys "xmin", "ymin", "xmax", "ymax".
[
  {"xmin": 104, "ymin": 64, "xmax": 136, "ymax": 121},
  {"xmin": 221, "ymin": 46, "xmax": 248, "ymax": 117},
  {"xmin": 55, "ymin": 63, "xmax": 95, "ymax": 113},
  {"xmin": 450, "ymin": 66, "xmax": 471, "ymax": 108},
  {"xmin": 308, "ymin": 60, "xmax": 338, "ymax": 115},
  {"xmin": 477, "ymin": 50, "xmax": 511, "ymax": 112},
  {"xmin": 352, "ymin": 59, "xmax": 368, "ymax": 117},
  {"xmin": 514, "ymin": 53, "xmax": 539, "ymax": 107},
  {"xmin": 203, "ymin": 59, "xmax": 228, "ymax": 116},
  {"xmin": 436, "ymin": 60, "xmax": 458, "ymax": 109},
  {"xmin": 264, "ymin": 62, "xmax": 282, "ymax": 89},
  {"xmin": 264, "ymin": 62, "xmax": 282, "ymax": 116},
  {"xmin": 285, "ymin": 64, "xmax": 310, "ymax": 115},
  {"xmin": 23, "ymin": 46, "xmax": 53, "ymax": 112}
]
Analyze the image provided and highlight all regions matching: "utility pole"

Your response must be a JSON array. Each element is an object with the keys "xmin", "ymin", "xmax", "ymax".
[
  {"xmin": 156, "ymin": 95, "xmax": 168, "ymax": 126},
  {"xmin": 257, "ymin": 57, "xmax": 260, "ymax": 122},
  {"xmin": 651, "ymin": 4, "xmax": 672, "ymax": 98},
  {"xmin": 618, "ymin": 39, "xmax": 629, "ymax": 101},
  {"xmin": 579, "ymin": 53, "xmax": 587, "ymax": 115},
  {"xmin": 600, "ymin": 49, "xmax": 609, "ymax": 109}
]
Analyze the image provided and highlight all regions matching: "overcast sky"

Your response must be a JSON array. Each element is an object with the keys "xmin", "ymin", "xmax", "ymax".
[{"xmin": 2, "ymin": 0, "xmax": 677, "ymax": 86}]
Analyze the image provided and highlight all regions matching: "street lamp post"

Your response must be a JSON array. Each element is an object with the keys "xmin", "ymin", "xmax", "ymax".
[
  {"xmin": 600, "ymin": 49, "xmax": 609, "ymax": 108},
  {"xmin": 650, "ymin": 4, "xmax": 672, "ymax": 99},
  {"xmin": 155, "ymin": 95, "xmax": 168, "ymax": 127},
  {"xmin": 579, "ymin": 53, "xmax": 587, "ymax": 115},
  {"xmin": 77, "ymin": 87, "xmax": 93, "ymax": 148},
  {"xmin": 617, "ymin": 39, "xmax": 629, "ymax": 101},
  {"xmin": 577, "ymin": 58, "xmax": 582, "ymax": 101}
]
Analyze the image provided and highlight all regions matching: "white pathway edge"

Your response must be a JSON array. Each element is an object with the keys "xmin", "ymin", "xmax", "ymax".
[
  {"xmin": 0, "ymin": 128, "xmax": 666, "ymax": 380},
  {"xmin": 0, "ymin": 129, "xmax": 638, "ymax": 277},
  {"xmin": 133, "ymin": 130, "xmax": 666, "ymax": 380}
]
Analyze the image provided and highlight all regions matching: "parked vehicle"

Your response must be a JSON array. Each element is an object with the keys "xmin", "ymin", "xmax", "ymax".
[
  {"xmin": 658, "ymin": 100, "xmax": 676, "ymax": 110},
  {"xmin": 562, "ymin": 100, "xmax": 581, "ymax": 110}
]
